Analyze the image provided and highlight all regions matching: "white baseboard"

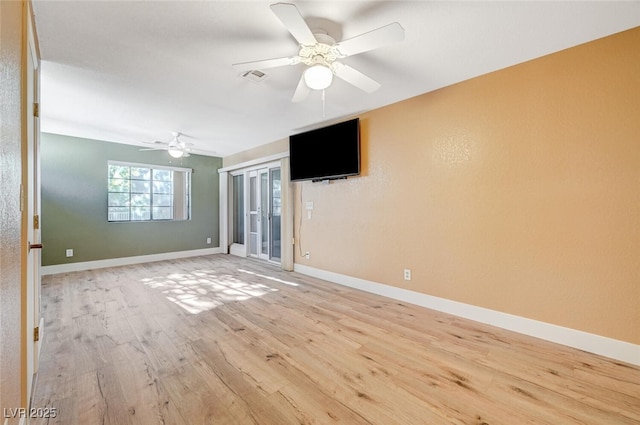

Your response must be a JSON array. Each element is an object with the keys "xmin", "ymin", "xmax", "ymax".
[
  {"xmin": 294, "ymin": 264, "xmax": 640, "ymax": 366},
  {"xmin": 41, "ymin": 248, "xmax": 222, "ymax": 275},
  {"xmin": 229, "ymin": 243, "xmax": 247, "ymax": 257}
]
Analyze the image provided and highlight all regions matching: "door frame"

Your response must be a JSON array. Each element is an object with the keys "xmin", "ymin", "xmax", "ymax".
[
  {"xmin": 218, "ymin": 154, "xmax": 293, "ymax": 270},
  {"xmin": 22, "ymin": 0, "xmax": 43, "ymax": 408}
]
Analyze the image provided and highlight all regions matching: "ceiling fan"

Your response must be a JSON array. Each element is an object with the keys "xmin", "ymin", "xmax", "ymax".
[
  {"xmin": 140, "ymin": 132, "xmax": 192, "ymax": 158},
  {"xmin": 233, "ymin": 2, "xmax": 405, "ymax": 103}
]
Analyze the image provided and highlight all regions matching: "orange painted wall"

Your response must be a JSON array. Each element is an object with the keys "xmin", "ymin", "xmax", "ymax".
[{"xmin": 294, "ymin": 27, "xmax": 640, "ymax": 344}]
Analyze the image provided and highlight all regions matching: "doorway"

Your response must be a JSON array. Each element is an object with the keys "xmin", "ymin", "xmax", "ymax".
[
  {"xmin": 248, "ymin": 167, "xmax": 281, "ymax": 262},
  {"xmin": 223, "ymin": 155, "xmax": 292, "ymax": 270}
]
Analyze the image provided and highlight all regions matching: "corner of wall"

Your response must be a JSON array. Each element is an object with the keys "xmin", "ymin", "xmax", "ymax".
[{"xmin": 222, "ymin": 138, "xmax": 288, "ymax": 168}]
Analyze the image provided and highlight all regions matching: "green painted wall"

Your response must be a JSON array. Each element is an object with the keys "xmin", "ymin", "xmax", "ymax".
[{"xmin": 41, "ymin": 133, "xmax": 222, "ymax": 266}]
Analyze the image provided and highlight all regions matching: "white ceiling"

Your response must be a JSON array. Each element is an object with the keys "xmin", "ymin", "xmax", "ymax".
[{"xmin": 32, "ymin": 1, "xmax": 640, "ymax": 158}]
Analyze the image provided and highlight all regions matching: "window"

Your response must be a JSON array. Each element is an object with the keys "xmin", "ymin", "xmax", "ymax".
[{"xmin": 107, "ymin": 161, "xmax": 191, "ymax": 222}]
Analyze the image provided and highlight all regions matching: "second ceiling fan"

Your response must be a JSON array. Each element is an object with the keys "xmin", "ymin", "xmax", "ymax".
[
  {"xmin": 233, "ymin": 2, "xmax": 405, "ymax": 103},
  {"xmin": 140, "ymin": 132, "xmax": 193, "ymax": 158}
]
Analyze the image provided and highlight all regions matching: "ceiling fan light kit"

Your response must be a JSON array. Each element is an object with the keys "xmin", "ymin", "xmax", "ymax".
[
  {"xmin": 304, "ymin": 64, "xmax": 333, "ymax": 90},
  {"xmin": 168, "ymin": 147, "xmax": 185, "ymax": 158},
  {"xmin": 232, "ymin": 2, "xmax": 404, "ymax": 102},
  {"xmin": 167, "ymin": 132, "xmax": 186, "ymax": 158}
]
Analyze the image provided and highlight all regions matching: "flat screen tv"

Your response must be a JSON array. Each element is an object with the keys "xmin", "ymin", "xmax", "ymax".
[{"xmin": 289, "ymin": 118, "xmax": 360, "ymax": 182}]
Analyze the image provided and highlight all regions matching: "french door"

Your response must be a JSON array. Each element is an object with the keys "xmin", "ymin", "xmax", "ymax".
[{"xmin": 248, "ymin": 167, "xmax": 281, "ymax": 262}]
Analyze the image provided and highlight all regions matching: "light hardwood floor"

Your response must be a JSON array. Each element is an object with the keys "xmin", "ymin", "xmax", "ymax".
[{"xmin": 32, "ymin": 255, "xmax": 639, "ymax": 424}]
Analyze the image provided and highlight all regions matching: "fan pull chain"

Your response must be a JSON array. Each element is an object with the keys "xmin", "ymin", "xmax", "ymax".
[{"xmin": 322, "ymin": 89, "xmax": 326, "ymax": 117}]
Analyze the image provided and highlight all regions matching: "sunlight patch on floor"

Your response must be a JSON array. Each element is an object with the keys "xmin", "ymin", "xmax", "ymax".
[
  {"xmin": 237, "ymin": 268, "xmax": 299, "ymax": 286},
  {"xmin": 140, "ymin": 269, "xmax": 279, "ymax": 314}
]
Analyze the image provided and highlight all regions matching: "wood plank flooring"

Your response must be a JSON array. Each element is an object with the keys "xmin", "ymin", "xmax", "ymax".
[{"xmin": 31, "ymin": 255, "xmax": 639, "ymax": 424}]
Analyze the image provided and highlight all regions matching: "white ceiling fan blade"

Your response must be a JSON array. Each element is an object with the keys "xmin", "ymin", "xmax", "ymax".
[
  {"xmin": 334, "ymin": 22, "xmax": 405, "ymax": 57},
  {"xmin": 292, "ymin": 74, "xmax": 311, "ymax": 103},
  {"xmin": 332, "ymin": 62, "xmax": 381, "ymax": 93},
  {"xmin": 232, "ymin": 56, "xmax": 299, "ymax": 72},
  {"xmin": 139, "ymin": 147, "xmax": 167, "ymax": 151},
  {"xmin": 270, "ymin": 3, "xmax": 317, "ymax": 46}
]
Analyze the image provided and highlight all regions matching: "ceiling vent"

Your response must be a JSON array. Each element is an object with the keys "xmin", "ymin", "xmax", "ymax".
[{"xmin": 241, "ymin": 70, "xmax": 268, "ymax": 83}]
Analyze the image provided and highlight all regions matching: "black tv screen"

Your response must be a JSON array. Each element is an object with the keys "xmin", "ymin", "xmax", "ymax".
[{"xmin": 289, "ymin": 118, "xmax": 360, "ymax": 182}]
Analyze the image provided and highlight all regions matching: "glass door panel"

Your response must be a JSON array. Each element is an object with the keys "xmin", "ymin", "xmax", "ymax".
[
  {"xmin": 232, "ymin": 174, "xmax": 244, "ymax": 244},
  {"xmin": 245, "ymin": 166, "xmax": 281, "ymax": 262},
  {"xmin": 259, "ymin": 170, "xmax": 269, "ymax": 260},
  {"xmin": 270, "ymin": 168, "xmax": 281, "ymax": 261},
  {"xmin": 249, "ymin": 173, "xmax": 258, "ymax": 256}
]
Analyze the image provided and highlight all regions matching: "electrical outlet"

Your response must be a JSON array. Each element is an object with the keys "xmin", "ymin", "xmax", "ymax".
[
  {"xmin": 206, "ymin": 237, "xmax": 212, "ymax": 244},
  {"xmin": 403, "ymin": 269, "xmax": 411, "ymax": 281},
  {"xmin": 304, "ymin": 251, "xmax": 310, "ymax": 259},
  {"xmin": 66, "ymin": 249, "xmax": 73, "ymax": 258}
]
